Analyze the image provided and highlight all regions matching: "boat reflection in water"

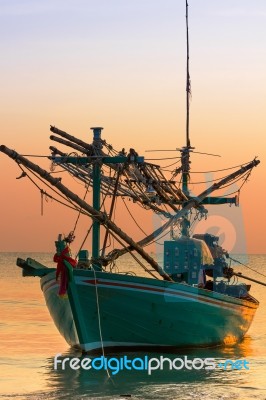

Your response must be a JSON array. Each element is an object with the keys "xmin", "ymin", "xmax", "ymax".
[{"xmin": 42, "ymin": 336, "xmax": 261, "ymax": 399}]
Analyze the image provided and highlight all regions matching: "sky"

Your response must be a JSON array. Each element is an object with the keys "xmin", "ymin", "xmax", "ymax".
[{"xmin": 0, "ymin": 0, "xmax": 265, "ymax": 253}]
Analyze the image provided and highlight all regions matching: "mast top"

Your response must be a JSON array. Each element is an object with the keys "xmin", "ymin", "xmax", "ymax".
[
  {"xmin": 90, "ymin": 127, "xmax": 104, "ymax": 140},
  {"xmin": 185, "ymin": 0, "xmax": 191, "ymax": 148}
]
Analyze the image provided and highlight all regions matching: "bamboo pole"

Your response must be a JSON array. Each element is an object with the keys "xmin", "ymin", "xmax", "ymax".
[
  {"xmin": 50, "ymin": 126, "xmax": 93, "ymax": 152},
  {"xmin": 233, "ymin": 272, "xmax": 266, "ymax": 288},
  {"xmin": 50, "ymin": 135, "xmax": 90, "ymax": 154}
]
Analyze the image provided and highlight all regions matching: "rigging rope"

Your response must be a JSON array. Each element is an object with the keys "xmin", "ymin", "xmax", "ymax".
[
  {"xmin": 22, "ymin": 164, "xmax": 81, "ymax": 211},
  {"xmin": 213, "ymin": 169, "xmax": 253, "ymax": 191},
  {"xmin": 107, "ymin": 229, "xmax": 161, "ymax": 280},
  {"xmin": 122, "ymin": 197, "xmax": 147, "ymax": 236},
  {"xmin": 185, "ymin": 160, "xmax": 253, "ymax": 174},
  {"xmin": 72, "ymin": 184, "xmax": 90, "ymax": 234},
  {"xmin": 91, "ymin": 266, "xmax": 115, "ymax": 385},
  {"xmin": 16, "ymin": 164, "xmax": 90, "ymax": 216},
  {"xmin": 101, "ymin": 168, "xmax": 121, "ymax": 257},
  {"xmin": 145, "ymin": 156, "xmax": 182, "ymax": 161},
  {"xmin": 75, "ymin": 224, "xmax": 93, "ymax": 260},
  {"xmin": 229, "ymin": 256, "xmax": 266, "ymax": 280}
]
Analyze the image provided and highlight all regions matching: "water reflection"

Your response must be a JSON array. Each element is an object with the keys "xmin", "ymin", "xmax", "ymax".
[{"xmin": 41, "ymin": 337, "xmax": 258, "ymax": 399}]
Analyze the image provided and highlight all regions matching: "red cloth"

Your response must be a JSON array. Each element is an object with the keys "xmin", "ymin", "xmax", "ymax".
[{"xmin": 54, "ymin": 246, "xmax": 77, "ymax": 296}]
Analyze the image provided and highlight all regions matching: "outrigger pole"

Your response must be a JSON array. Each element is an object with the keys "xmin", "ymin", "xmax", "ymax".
[{"xmin": 233, "ymin": 272, "xmax": 266, "ymax": 288}]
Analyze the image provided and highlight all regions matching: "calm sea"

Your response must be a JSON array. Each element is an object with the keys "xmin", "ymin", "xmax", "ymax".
[{"xmin": 0, "ymin": 253, "xmax": 266, "ymax": 400}]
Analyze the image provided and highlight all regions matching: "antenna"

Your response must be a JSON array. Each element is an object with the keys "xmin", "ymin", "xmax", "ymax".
[
  {"xmin": 186, "ymin": 0, "xmax": 191, "ymax": 148},
  {"xmin": 145, "ymin": 1, "xmax": 220, "ymax": 160}
]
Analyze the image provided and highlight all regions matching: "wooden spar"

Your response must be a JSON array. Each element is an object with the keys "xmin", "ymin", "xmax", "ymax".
[
  {"xmin": 50, "ymin": 147, "xmax": 176, "ymax": 217},
  {"xmin": 233, "ymin": 272, "xmax": 266, "ymax": 288},
  {"xmin": 108, "ymin": 158, "xmax": 260, "ymax": 259},
  {"xmin": 146, "ymin": 164, "xmax": 188, "ymax": 203},
  {"xmin": 153, "ymin": 166, "xmax": 189, "ymax": 202},
  {"xmin": 0, "ymin": 144, "xmax": 172, "ymax": 281},
  {"xmin": 50, "ymin": 146, "xmax": 152, "ymax": 202},
  {"xmin": 140, "ymin": 165, "xmax": 181, "ymax": 212},
  {"xmin": 50, "ymin": 135, "xmax": 91, "ymax": 155},
  {"xmin": 50, "ymin": 146, "xmax": 65, "ymax": 156},
  {"xmin": 49, "ymin": 130, "xmax": 188, "ymax": 208},
  {"xmin": 50, "ymin": 126, "xmax": 93, "ymax": 152},
  {"xmin": 50, "ymin": 126, "xmax": 122, "ymax": 173}
]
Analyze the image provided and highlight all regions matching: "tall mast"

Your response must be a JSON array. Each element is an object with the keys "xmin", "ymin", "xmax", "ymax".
[
  {"xmin": 182, "ymin": 0, "xmax": 191, "ymax": 197},
  {"xmin": 185, "ymin": 0, "xmax": 191, "ymax": 148},
  {"xmin": 91, "ymin": 127, "xmax": 103, "ymax": 270}
]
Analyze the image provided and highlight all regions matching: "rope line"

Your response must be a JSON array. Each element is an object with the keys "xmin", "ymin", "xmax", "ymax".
[
  {"xmin": 72, "ymin": 184, "xmax": 90, "ymax": 234},
  {"xmin": 91, "ymin": 267, "xmax": 114, "ymax": 384},
  {"xmin": 229, "ymin": 256, "xmax": 266, "ymax": 280}
]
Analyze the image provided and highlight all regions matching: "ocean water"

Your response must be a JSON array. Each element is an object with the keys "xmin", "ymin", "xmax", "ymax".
[{"xmin": 0, "ymin": 253, "xmax": 266, "ymax": 400}]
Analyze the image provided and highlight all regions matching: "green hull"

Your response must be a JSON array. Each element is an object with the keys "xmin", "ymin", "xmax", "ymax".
[{"xmin": 41, "ymin": 268, "xmax": 258, "ymax": 353}]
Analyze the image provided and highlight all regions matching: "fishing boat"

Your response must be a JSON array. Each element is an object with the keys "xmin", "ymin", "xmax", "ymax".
[{"xmin": 0, "ymin": 2, "xmax": 262, "ymax": 353}]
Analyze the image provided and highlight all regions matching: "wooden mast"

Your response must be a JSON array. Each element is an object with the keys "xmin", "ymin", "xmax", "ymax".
[{"xmin": 181, "ymin": 1, "xmax": 191, "ymax": 198}]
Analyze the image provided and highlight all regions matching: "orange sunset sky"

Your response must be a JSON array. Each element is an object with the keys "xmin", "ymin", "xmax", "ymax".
[{"xmin": 0, "ymin": 0, "xmax": 265, "ymax": 253}]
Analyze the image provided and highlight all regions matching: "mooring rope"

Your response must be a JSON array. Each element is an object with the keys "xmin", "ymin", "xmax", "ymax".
[{"xmin": 91, "ymin": 266, "xmax": 115, "ymax": 385}]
